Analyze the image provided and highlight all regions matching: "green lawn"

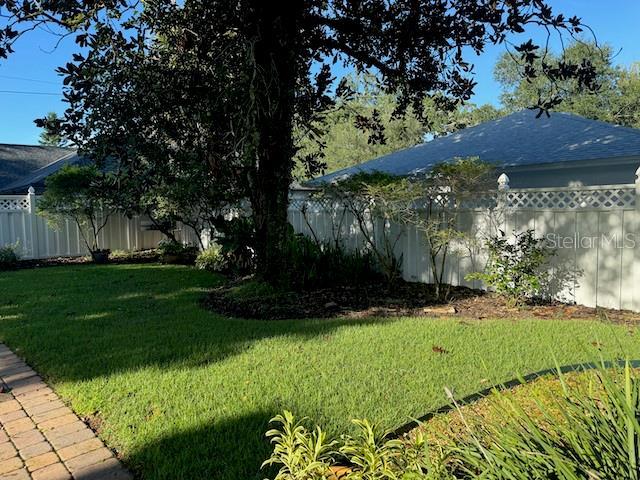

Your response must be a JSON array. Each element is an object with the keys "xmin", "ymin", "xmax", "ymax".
[{"xmin": 0, "ymin": 264, "xmax": 638, "ymax": 479}]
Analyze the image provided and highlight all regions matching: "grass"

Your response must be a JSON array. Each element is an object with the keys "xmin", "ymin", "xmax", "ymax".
[
  {"xmin": 0, "ymin": 264, "xmax": 639, "ymax": 479},
  {"xmin": 423, "ymin": 369, "xmax": 611, "ymax": 446}
]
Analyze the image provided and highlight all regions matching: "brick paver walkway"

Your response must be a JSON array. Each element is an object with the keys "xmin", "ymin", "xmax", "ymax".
[{"xmin": 0, "ymin": 344, "xmax": 131, "ymax": 479}]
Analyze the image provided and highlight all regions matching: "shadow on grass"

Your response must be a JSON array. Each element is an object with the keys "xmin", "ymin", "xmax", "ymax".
[
  {"xmin": 0, "ymin": 264, "xmax": 399, "ymax": 383},
  {"xmin": 125, "ymin": 408, "xmax": 277, "ymax": 480}
]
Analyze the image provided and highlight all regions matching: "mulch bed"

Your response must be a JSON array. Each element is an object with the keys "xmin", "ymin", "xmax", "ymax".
[
  {"xmin": 12, "ymin": 249, "xmax": 160, "ymax": 270},
  {"xmin": 204, "ymin": 281, "xmax": 476, "ymax": 320},
  {"xmin": 203, "ymin": 279, "xmax": 640, "ymax": 323}
]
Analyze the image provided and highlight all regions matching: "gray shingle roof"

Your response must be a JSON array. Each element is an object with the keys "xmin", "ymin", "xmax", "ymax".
[
  {"xmin": 311, "ymin": 110, "xmax": 640, "ymax": 184},
  {"xmin": 0, "ymin": 144, "xmax": 81, "ymax": 194}
]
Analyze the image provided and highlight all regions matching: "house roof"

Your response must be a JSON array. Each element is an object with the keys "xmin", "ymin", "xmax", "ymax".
[
  {"xmin": 0, "ymin": 144, "xmax": 82, "ymax": 195},
  {"xmin": 311, "ymin": 110, "xmax": 640, "ymax": 184}
]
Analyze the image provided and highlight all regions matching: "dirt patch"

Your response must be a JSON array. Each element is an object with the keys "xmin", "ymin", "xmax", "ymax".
[
  {"xmin": 82, "ymin": 410, "xmax": 105, "ymax": 435},
  {"xmin": 451, "ymin": 294, "xmax": 640, "ymax": 325},
  {"xmin": 203, "ymin": 279, "xmax": 640, "ymax": 323}
]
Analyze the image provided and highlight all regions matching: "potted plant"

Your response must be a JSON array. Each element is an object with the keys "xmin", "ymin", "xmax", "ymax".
[{"xmin": 90, "ymin": 249, "xmax": 111, "ymax": 264}]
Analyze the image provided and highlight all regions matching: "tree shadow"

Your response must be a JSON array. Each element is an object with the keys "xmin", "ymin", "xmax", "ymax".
[
  {"xmin": 0, "ymin": 264, "xmax": 400, "ymax": 383},
  {"xmin": 125, "ymin": 408, "xmax": 277, "ymax": 480}
]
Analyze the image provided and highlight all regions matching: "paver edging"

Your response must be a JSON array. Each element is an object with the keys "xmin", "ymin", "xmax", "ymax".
[{"xmin": 0, "ymin": 344, "xmax": 132, "ymax": 479}]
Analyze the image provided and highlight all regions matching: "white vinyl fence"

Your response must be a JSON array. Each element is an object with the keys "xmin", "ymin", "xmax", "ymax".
[
  {"xmin": 4, "ymin": 174, "xmax": 640, "ymax": 311},
  {"xmin": 288, "ymin": 170, "xmax": 640, "ymax": 312},
  {"xmin": 0, "ymin": 187, "xmax": 165, "ymax": 259}
]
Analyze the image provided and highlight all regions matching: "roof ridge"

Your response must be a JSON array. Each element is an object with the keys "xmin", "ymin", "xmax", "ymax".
[
  {"xmin": 552, "ymin": 111, "xmax": 640, "ymax": 137},
  {"xmin": 28, "ymin": 151, "xmax": 79, "ymax": 172},
  {"xmin": 0, "ymin": 142, "xmax": 75, "ymax": 149}
]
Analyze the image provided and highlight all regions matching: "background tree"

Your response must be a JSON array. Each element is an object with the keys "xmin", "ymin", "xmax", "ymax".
[
  {"xmin": 295, "ymin": 74, "xmax": 428, "ymax": 178},
  {"xmin": 296, "ymin": 74, "xmax": 504, "ymax": 177},
  {"xmin": 495, "ymin": 41, "xmax": 640, "ymax": 127},
  {"xmin": 1, "ymin": 0, "xmax": 600, "ymax": 283},
  {"xmin": 613, "ymin": 63, "xmax": 640, "ymax": 128},
  {"xmin": 38, "ymin": 112, "xmax": 67, "ymax": 147},
  {"xmin": 447, "ymin": 103, "xmax": 504, "ymax": 131}
]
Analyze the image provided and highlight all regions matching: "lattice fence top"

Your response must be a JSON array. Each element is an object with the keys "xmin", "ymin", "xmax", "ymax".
[
  {"xmin": 506, "ymin": 185, "xmax": 636, "ymax": 210},
  {"xmin": 289, "ymin": 184, "xmax": 637, "ymax": 212},
  {"xmin": 0, "ymin": 196, "xmax": 30, "ymax": 212},
  {"xmin": 289, "ymin": 196, "xmax": 337, "ymax": 212}
]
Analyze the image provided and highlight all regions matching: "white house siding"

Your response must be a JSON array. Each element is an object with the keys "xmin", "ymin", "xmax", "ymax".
[{"xmin": 503, "ymin": 157, "xmax": 640, "ymax": 188}]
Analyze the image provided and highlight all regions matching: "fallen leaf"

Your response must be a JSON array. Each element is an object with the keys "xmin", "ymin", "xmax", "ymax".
[{"xmin": 432, "ymin": 345, "xmax": 449, "ymax": 354}]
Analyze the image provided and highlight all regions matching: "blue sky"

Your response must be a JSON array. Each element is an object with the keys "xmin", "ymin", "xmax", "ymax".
[{"xmin": 1, "ymin": 0, "xmax": 639, "ymax": 145}]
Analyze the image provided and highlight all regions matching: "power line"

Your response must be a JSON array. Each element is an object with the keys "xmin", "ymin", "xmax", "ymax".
[
  {"xmin": 0, "ymin": 90, "xmax": 62, "ymax": 96},
  {"xmin": 0, "ymin": 74, "xmax": 61, "ymax": 85}
]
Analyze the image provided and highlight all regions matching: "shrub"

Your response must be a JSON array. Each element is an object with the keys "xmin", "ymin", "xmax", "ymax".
[
  {"xmin": 467, "ymin": 229, "xmax": 553, "ymax": 305},
  {"xmin": 278, "ymin": 228, "xmax": 382, "ymax": 291},
  {"xmin": 195, "ymin": 244, "xmax": 225, "ymax": 272},
  {"xmin": 157, "ymin": 239, "xmax": 198, "ymax": 265},
  {"xmin": 108, "ymin": 249, "xmax": 159, "ymax": 264},
  {"xmin": 215, "ymin": 216, "xmax": 256, "ymax": 275},
  {"xmin": 157, "ymin": 239, "xmax": 199, "ymax": 257},
  {"xmin": 263, "ymin": 411, "xmax": 437, "ymax": 480},
  {"xmin": 0, "ymin": 244, "xmax": 20, "ymax": 270}
]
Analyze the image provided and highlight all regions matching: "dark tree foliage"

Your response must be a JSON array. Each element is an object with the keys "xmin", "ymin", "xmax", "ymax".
[{"xmin": 0, "ymin": 0, "xmax": 599, "ymax": 282}]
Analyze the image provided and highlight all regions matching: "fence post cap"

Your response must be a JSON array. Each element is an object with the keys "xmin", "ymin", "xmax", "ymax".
[
  {"xmin": 27, "ymin": 186, "xmax": 35, "ymax": 194},
  {"xmin": 497, "ymin": 173, "xmax": 510, "ymax": 190},
  {"xmin": 635, "ymin": 165, "xmax": 640, "ymax": 183}
]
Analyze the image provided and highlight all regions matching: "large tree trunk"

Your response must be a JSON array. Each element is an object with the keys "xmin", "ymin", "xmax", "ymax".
[{"xmin": 245, "ymin": 1, "xmax": 300, "ymax": 284}]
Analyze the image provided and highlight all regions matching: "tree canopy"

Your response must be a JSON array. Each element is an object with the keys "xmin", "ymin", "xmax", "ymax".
[
  {"xmin": 0, "ymin": 0, "xmax": 600, "ymax": 282},
  {"xmin": 495, "ymin": 41, "xmax": 640, "ymax": 128}
]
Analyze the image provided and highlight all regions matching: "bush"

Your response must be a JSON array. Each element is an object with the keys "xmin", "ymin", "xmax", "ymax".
[
  {"xmin": 263, "ymin": 411, "xmax": 437, "ymax": 480},
  {"xmin": 215, "ymin": 216, "xmax": 256, "ymax": 276},
  {"xmin": 467, "ymin": 229, "xmax": 553, "ymax": 305},
  {"xmin": 158, "ymin": 239, "xmax": 198, "ymax": 264},
  {"xmin": 108, "ymin": 249, "xmax": 160, "ymax": 264},
  {"xmin": 278, "ymin": 228, "xmax": 382, "ymax": 291},
  {"xmin": 195, "ymin": 245, "xmax": 225, "ymax": 272},
  {"xmin": 0, "ymin": 244, "xmax": 20, "ymax": 270},
  {"xmin": 157, "ymin": 239, "xmax": 199, "ymax": 257}
]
